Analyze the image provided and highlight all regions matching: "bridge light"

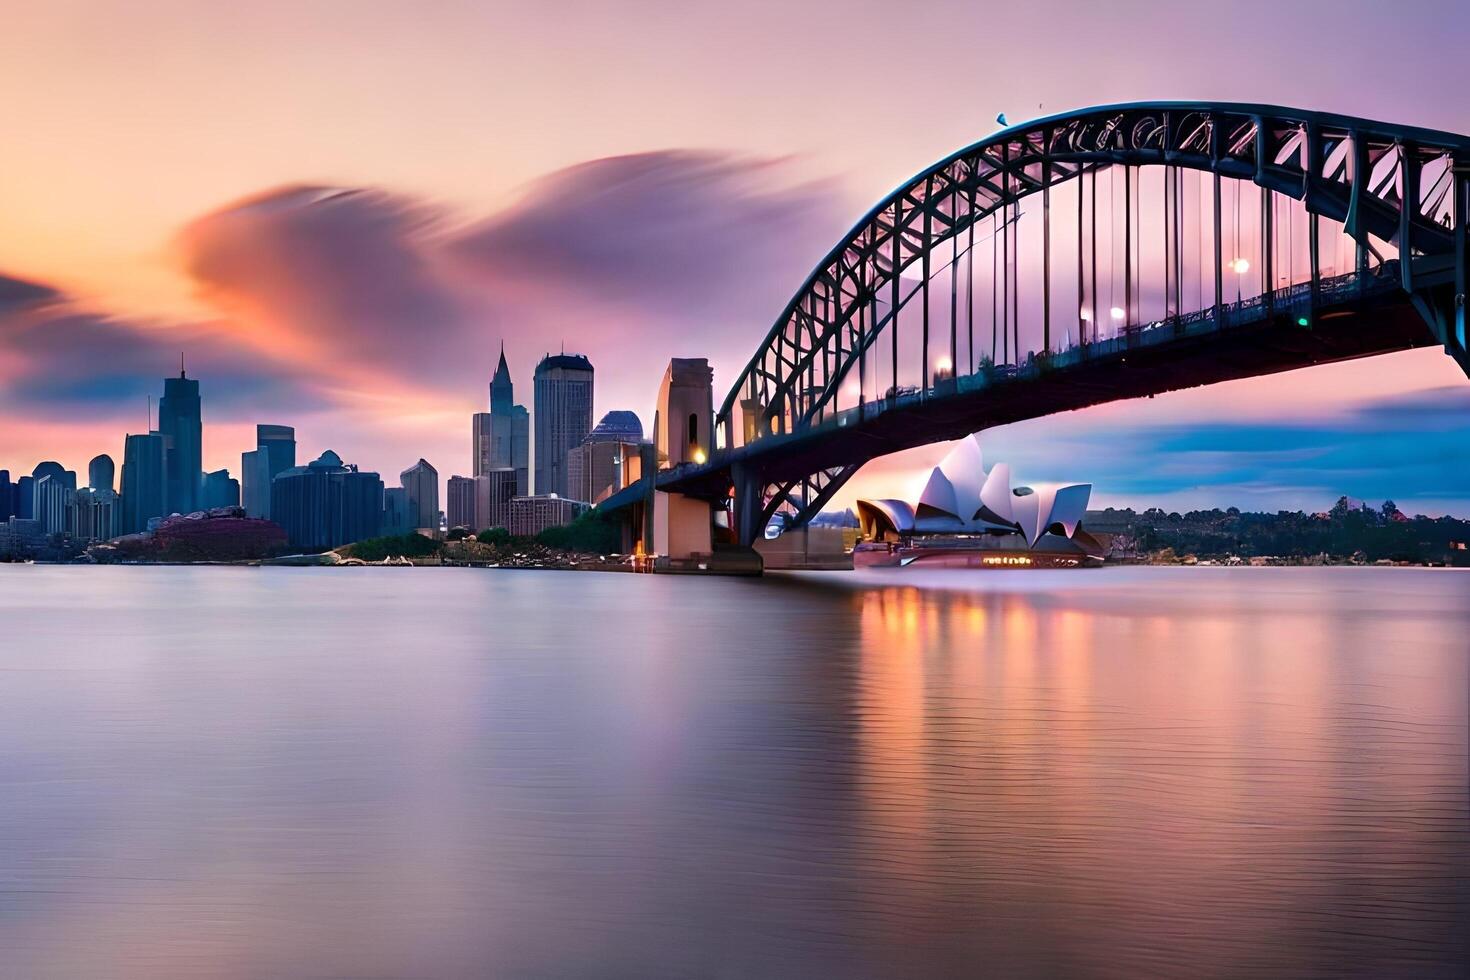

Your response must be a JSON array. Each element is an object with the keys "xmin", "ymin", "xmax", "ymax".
[
  {"xmin": 1079, "ymin": 307, "xmax": 1092, "ymax": 321},
  {"xmin": 691, "ymin": 448, "xmax": 707, "ymax": 465},
  {"xmin": 1109, "ymin": 306, "xmax": 1125, "ymax": 321},
  {"xmin": 1231, "ymin": 257, "xmax": 1251, "ymax": 275},
  {"xmin": 1297, "ymin": 316, "xmax": 1310, "ymax": 327}
]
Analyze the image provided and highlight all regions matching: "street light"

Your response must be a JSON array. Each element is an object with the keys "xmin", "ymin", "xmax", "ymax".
[
  {"xmin": 1109, "ymin": 306, "xmax": 1125, "ymax": 321},
  {"xmin": 1231, "ymin": 257, "xmax": 1250, "ymax": 302}
]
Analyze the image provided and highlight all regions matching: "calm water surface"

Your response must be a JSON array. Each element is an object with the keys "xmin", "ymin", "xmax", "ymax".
[{"xmin": 0, "ymin": 565, "xmax": 1466, "ymax": 978}]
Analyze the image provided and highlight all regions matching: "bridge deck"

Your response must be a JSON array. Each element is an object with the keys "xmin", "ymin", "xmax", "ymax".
[{"xmin": 605, "ymin": 268, "xmax": 1450, "ymax": 511}]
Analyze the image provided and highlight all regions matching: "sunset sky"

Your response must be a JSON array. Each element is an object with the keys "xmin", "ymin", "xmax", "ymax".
[{"xmin": 2, "ymin": 0, "xmax": 1468, "ymax": 514}]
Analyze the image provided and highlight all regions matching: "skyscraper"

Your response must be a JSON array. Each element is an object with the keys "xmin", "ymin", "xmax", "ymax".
[
  {"xmin": 158, "ymin": 365, "xmax": 202, "ymax": 515},
  {"xmin": 533, "ymin": 352, "xmax": 594, "ymax": 498},
  {"xmin": 202, "ymin": 469, "xmax": 240, "ymax": 509},
  {"xmin": 241, "ymin": 424, "xmax": 295, "ymax": 518},
  {"xmin": 15, "ymin": 476, "xmax": 33, "ymax": 520},
  {"xmin": 399, "ymin": 459, "xmax": 439, "ymax": 532},
  {"xmin": 381, "ymin": 487, "xmax": 413, "ymax": 536},
  {"xmin": 241, "ymin": 449, "xmax": 267, "ymax": 517},
  {"xmin": 475, "ymin": 468, "xmax": 518, "ymax": 532},
  {"xmin": 270, "ymin": 450, "xmax": 383, "ymax": 551},
  {"xmin": 120, "ymin": 432, "xmax": 167, "ymax": 534},
  {"xmin": 88, "ymin": 454, "xmax": 114, "ymax": 494},
  {"xmin": 0, "ymin": 470, "xmax": 11, "ymax": 521},
  {"xmin": 29, "ymin": 462, "xmax": 76, "ymax": 535},
  {"xmin": 474, "ymin": 346, "xmax": 529, "ymax": 494},
  {"xmin": 446, "ymin": 476, "xmax": 477, "ymax": 531},
  {"xmin": 33, "ymin": 474, "xmax": 71, "ymax": 536}
]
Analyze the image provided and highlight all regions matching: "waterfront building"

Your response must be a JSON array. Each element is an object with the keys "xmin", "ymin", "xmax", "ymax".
[
  {"xmin": 474, "ymin": 347, "xmax": 531, "ymax": 494},
  {"xmin": 242, "ymin": 424, "xmax": 296, "ymax": 518},
  {"xmin": 381, "ymin": 487, "xmax": 413, "ymax": 536},
  {"xmin": 0, "ymin": 470, "xmax": 11, "ymax": 521},
  {"xmin": 88, "ymin": 454, "xmax": 115, "ymax": 494},
  {"xmin": 507, "ymin": 494, "xmax": 588, "ymax": 537},
  {"xmin": 0, "ymin": 517, "xmax": 45, "ymax": 558},
  {"xmin": 399, "ymin": 459, "xmax": 439, "ymax": 533},
  {"xmin": 270, "ymin": 450, "xmax": 383, "ymax": 551},
  {"xmin": 158, "ymin": 366, "xmax": 203, "ymax": 515},
  {"xmin": 70, "ymin": 487, "xmax": 120, "ymax": 541},
  {"xmin": 120, "ymin": 432, "xmax": 168, "ymax": 534},
  {"xmin": 475, "ymin": 468, "xmax": 518, "ymax": 531},
  {"xmin": 566, "ymin": 411, "xmax": 643, "ymax": 505},
  {"xmin": 533, "ymin": 352, "xmax": 594, "ymax": 497},
  {"xmin": 202, "ymin": 469, "xmax": 240, "ymax": 509},
  {"xmin": 446, "ymin": 475, "xmax": 477, "ymax": 531},
  {"xmin": 853, "ymin": 435, "xmax": 1100, "ymax": 567}
]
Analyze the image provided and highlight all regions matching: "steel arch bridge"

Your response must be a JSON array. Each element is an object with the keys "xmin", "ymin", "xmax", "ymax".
[{"xmin": 609, "ymin": 102, "xmax": 1470, "ymax": 548}]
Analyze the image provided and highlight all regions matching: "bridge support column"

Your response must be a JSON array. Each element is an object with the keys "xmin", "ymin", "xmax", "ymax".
[
  {"xmin": 649, "ymin": 489, "xmax": 761, "ymax": 575},
  {"xmin": 731, "ymin": 462, "xmax": 764, "ymax": 548}
]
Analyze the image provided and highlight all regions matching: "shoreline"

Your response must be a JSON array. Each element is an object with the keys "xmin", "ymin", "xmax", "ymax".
[{"xmin": 3, "ymin": 558, "xmax": 1464, "ymax": 572}]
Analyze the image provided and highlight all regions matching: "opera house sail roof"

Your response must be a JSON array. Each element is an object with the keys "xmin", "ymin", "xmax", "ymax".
[{"xmin": 857, "ymin": 436, "xmax": 1092, "ymax": 549}]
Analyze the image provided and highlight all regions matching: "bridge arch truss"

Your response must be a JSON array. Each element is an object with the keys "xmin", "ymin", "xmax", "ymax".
[{"xmin": 712, "ymin": 102, "xmax": 1469, "ymax": 539}]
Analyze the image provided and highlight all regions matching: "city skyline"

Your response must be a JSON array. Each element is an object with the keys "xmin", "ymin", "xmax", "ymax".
[{"xmin": 2, "ymin": 2, "xmax": 1468, "ymax": 515}]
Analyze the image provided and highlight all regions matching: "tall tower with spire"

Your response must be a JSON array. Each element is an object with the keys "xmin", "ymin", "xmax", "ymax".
[
  {"xmin": 158, "ymin": 357, "xmax": 202, "ymax": 514},
  {"xmin": 490, "ymin": 342, "xmax": 515, "ymax": 414},
  {"xmin": 472, "ymin": 343, "xmax": 530, "ymax": 497}
]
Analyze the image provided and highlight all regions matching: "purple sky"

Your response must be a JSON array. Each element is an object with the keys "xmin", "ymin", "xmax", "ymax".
[{"xmin": 1, "ymin": 1, "xmax": 1467, "ymax": 513}]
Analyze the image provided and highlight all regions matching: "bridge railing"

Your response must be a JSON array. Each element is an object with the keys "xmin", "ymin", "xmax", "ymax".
[{"xmin": 802, "ymin": 264, "xmax": 1400, "ymax": 436}]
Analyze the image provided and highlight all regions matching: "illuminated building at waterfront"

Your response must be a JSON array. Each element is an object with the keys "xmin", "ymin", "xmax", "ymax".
[{"xmin": 855, "ymin": 436, "xmax": 1100, "ymax": 567}]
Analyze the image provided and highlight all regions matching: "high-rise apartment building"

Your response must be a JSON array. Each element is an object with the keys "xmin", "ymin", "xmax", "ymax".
[{"xmin": 533, "ymin": 352, "xmax": 594, "ymax": 497}]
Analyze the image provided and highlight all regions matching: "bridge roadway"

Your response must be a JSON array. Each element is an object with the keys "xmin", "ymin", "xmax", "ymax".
[{"xmin": 603, "ymin": 260, "xmax": 1458, "ymax": 518}]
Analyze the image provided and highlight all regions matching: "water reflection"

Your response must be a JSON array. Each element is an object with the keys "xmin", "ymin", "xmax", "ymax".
[
  {"xmin": 841, "ymin": 569, "xmax": 1469, "ymax": 977},
  {"xmin": 0, "ymin": 566, "xmax": 1465, "ymax": 978}
]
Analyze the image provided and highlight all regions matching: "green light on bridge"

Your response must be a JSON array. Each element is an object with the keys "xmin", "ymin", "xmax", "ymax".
[{"xmin": 1297, "ymin": 316, "xmax": 1310, "ymax": 327}]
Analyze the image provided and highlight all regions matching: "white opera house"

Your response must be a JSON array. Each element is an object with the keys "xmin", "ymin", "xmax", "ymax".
[{"xmin": 854, "ymin": 436, "xmax": 1103, "ymax": 568}]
